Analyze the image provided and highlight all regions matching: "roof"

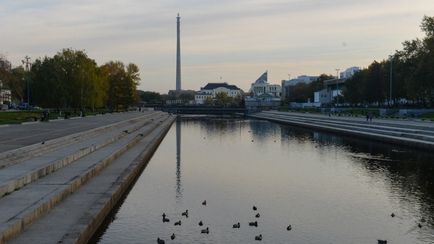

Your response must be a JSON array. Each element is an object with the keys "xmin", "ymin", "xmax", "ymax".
[
  {"xmin": 201, "ymin": 82, "xmax": 240, "ymax": 90},
  {"xmin": 254, "ymin": 71, "xmax": 268, "ymax": 84}
]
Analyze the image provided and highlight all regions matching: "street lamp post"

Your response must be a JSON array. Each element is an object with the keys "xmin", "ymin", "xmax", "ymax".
[
  {"xmin": 389, "ymin": 55, "xmax": 393, "ymax": 107},
  {"xmin": 335, "ymin": 68, "xmax": 340, "ymax": 106},
  {"xmin": 22, "ymin": 56, "xmax": 31, "ymax": 106}
]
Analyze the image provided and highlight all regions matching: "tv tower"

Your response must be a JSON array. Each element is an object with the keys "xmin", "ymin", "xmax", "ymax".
[{"xmin": 176, "ymin": 13, "xmax": 181, "ymax": 91}]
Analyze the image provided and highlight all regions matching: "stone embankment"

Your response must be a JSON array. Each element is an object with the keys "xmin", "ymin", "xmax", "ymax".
[
  {"xmin": 250, "ymin": 111, "xmax": 434, "ymax": 150},
  {"xmin": 0, "ymin": 111, "xmax": 175, "ymax": 244}
]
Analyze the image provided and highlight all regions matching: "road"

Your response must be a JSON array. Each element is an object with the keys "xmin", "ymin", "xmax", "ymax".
[{"xmin": 0, "ymin": 112, "xmax": 151, "ymax": 153}]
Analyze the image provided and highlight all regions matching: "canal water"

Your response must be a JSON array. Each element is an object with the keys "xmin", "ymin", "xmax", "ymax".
[{"xmin": 96, "ymin": 117, "xmax": 434, "ymax": 244}]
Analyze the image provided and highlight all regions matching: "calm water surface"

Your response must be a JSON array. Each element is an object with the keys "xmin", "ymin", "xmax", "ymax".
[{"xmin": 96, "ymin": 117, "xmax": 434, "ymax": 244}]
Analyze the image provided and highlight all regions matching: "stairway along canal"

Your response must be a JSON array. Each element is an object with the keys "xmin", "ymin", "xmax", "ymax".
[{"xmin": 95, "ymin": 116, "xmax": 434, "ymax": 244}]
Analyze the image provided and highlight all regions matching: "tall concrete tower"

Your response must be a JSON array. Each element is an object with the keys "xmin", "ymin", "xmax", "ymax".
[{"xmin": 176, "ymin": 13, "xmax": 181, "ymax": 91}]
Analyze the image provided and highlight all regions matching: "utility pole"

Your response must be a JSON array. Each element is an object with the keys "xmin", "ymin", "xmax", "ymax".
[
  {"xmin": 335, "ymin": 68, "xmax": 340, "ymax": 106},
  {"xmin": 22, "ymin": 56, "xmax": 31, "ymax": 106},
  {"xmin": 389, "ymin": 55, "xmax": 393, "ymax": 107}
]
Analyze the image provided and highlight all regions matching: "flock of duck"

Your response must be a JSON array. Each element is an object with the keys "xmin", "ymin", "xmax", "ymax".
[
  {"xmin": 156, "ymin": 200, "xmax": 292, "ymax": 243},
  {"xmin": 156, "ymin": 203, "xmax": 427, "ymax": 243}
]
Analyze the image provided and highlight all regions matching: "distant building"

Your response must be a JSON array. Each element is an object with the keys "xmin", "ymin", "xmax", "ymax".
[
  {"xmin": 0, "ymin": 80, "xmax": 12, "ymax": 106},
  {"xmin": 245, "ymin": 71, "xmax": 281, "ymax": 110},
  {"xmin": 312, "ymin": 67, "xmax": 360, "ymax": 105},
  {"xmin": 249, "ymin": 71, "xmax": 281, "ymax": 97},
  {"xmin": 315, "ymin": 78, "xmax": 346, "ymax": 104},
  {"xmin": 194, "ymin": 82, "xmax": 243, "ymax": 105},
  {"xmin": 281, "ymin": 75, "xmax": 318, "ymax": 100},
  {"xmin": 340, "ymin": 67, "xmax": 361, "ymax": 79}
]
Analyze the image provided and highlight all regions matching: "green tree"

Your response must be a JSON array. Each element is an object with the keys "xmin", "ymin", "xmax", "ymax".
[
  {"xmin": 138, "ymin": 90, "xmax": 162, "ymax": 104},
  {"xmin": 215, "ymin": 92, "xmax": 232, "ymax": 106},
  {"xmin": 101, "ymin": 61, "xmax": 140, "ymax": 111}
]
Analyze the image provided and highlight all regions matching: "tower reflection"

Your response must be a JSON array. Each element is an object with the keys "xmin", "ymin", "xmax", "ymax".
[{"xmin": 176, "ymin": 116, "xmax": 182, "ymax": 199}]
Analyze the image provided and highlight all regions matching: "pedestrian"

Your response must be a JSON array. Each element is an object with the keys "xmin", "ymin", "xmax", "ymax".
[{"xmin": 366, "ymin": 113, "xmax": 369, "ymax": 122}]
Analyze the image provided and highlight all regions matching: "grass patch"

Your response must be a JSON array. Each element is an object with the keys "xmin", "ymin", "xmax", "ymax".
[
  {"xmin": 420, "ymin": 112, "xmax": 434, "ymax": 121},
  {"xmin": 0, "ymin": 111, "xmax": 42, "ymax": 125}
]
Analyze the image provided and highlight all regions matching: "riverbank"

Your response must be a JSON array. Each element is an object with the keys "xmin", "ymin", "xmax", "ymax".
[
  {"xmin": 0, "ymin": 111, "xmax": 175, "ymax": 244},
  {"xmin": 249, "ymin": 111, "xmax": 434, "ymax": 150}
]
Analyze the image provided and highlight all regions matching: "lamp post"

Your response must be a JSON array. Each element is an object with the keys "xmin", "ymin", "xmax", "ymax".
[
  {"xmin": 389, "ymin": 55, "xmax": 393, "ymax": 107},
  {"xmin": 335, "ymin": 68, "xmax": 340, "ymax": 106},
  {"xmin": 21, "ymin": 56, "xmax": 31, "ymax": 106}
]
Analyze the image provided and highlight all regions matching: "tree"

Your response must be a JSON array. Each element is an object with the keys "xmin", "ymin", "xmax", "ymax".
[
  {"xmin": 138, "ymin": 90, "xmax": 161, "ymax": 104},
  {"xmin": 215, "ymin": 92, "xmax": 232, "ymax": 106},
  {"xmin": 101, "ymin": 61, "xmax": 140, "ymax": 111}
]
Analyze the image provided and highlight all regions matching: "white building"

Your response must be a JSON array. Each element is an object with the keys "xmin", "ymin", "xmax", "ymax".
[
  {"xmin": 249, "ymin": 71, "xmax": 281, "ymax": 98},
  {"xmin": 340, "ymin": 67, "xmax": 361, "ymax": 79},
  {"xmin": 194, "ymin": 82, "xmax": 243, "ymax": 104},
  {"xmin": 0, "ymin": 80, "xmax": 12, "ymax": 106},
  {"xmin": 245, "ymin": 71, "xmax": 282, "ymax": 110}
]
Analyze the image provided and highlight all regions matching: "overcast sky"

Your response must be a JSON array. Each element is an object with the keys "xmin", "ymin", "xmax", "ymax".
[{"xmin": 1, "ymin": 0, "xmax": 433, "ymax": 93}]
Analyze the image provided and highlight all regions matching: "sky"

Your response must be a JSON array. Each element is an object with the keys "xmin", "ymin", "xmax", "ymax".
[{"xmin": 1, "ymin": 0, "xmax": 434, "ymax": 93}]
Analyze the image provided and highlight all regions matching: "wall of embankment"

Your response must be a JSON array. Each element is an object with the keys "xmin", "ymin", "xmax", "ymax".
[
  {"xmin": 65, "ymin": 116, "xmax": 176, "ymax": 244},
  {"xmin": 249, "ymin": 113, "xmax": 434, "ymax": 151}
]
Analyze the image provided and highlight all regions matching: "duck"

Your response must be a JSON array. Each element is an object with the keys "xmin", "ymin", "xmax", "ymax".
[
  {"xmin": 253, "ymin": 206, "xmax": 257, "ymax": 211},
  {"xmin": 255, "ymin": 213, "xmax": 260, "ymax": 218},
  {"xmin": 41, "ymin": 141, "xmax": 45, "ymax": 145},
  {"xmin": 249, "ymin": 221, "xmax": 258, "ymax": 227},
  {"xmin": 201, "ymin": 227, "xmax": 209, "ymax": 234},
  {"xmin": 232, "ymin": 222, "xmax": 240, "ymax": 228},
  {"xmin": 255, "ymin": 234, "xmax": 262, "ymax": 241},
  {"xmin": 182, "ymin": 210, "xmax": 189, "ymax": 218},
  {"xmin": 123, "ymin": 130, "xmax": 129, "ymax": 133},
  {"xmin": 391, "ymin": 213, "xmax": 395, "ymax": 218},
  {"xmin": 163, "ymin": 217, "xmax": 170, "ymax": 223},
  {"xmin": 157, "ymin": 237, "xmax": 165, "ymax": 244},
  {"xmin": 378, "ymin": 240, "xmax": 387, "ymax": 244},
  {"xmin": 287, "ymin": 225, "xmax": 292, "ymax": 231},
  {"xmin": 202, "ymin": 200, "xmax": 207, "ymax": 206},
  {"xmin": 171, "ymin": 233, "xmax": 175, "ymax": 240},
  {"xmin": 198, "ymin": 221, "xmax": 203, "ymax": 226},
  {"xmin": 418, "ymin": 223, "xmax": 423, "ymax": 228},
  {"xmin": 174, "ymin": 220, "xmax": 181, "ymax": 226}
]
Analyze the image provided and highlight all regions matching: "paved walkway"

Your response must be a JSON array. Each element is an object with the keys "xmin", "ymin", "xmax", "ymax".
[
  {"xmin": 0, "ymin": 111, "xmax": 175, "ymax": 244},
  {"xmin": 0, "ymin": 112, "xmax": 151, "ymax": 153},
  {"xmin": 279, "ymin": 111, "xmax": 434, "ymax": 129}
]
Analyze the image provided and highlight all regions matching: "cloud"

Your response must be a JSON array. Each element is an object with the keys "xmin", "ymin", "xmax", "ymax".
[{"xmin": 0, "ymin": 0, "xmax": 433, "ymax": 92}]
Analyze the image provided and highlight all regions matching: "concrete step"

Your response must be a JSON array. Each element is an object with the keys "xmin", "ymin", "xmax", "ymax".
[
  {"xmin": 0, "ymin": 114, "xmax": 174, "ymax": 243},
  {"xmin": 262, "ymin": 113, "xmax": 434, "ymax": 142},
  {"xmin": 0, "ymin": 111, "xmax": 159, "ymax": 169},
  {"xmin": 0, "ymin": 113, "xmax": 167, "ymax": 198},
  {"xmin": 251, "ymin": 113, "xmax": 434, "ymax": 150},
  {"xmin": 262, "ymin": 111, "xmax": 434, "ymax": 132},
  {"xmin": 8, "ymin": 115, "xmax": 175, "ymax": 244}
]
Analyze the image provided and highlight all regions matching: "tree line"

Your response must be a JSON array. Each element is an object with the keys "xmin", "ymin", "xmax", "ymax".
[
  {"xmin": 0, "ymin": 49, "xmax": 140, "ymax": 111},
  {"xmin": 343, "ymin": 16, "xmax": 434, "ymax": 107}
]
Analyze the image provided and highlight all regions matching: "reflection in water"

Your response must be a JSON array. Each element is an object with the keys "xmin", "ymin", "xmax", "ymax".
[
  {"xmin": 97, "ymin": 118, "xmax": 434, "ymax": 244},
  {"xmin": 176, "ymin": 116, "xmax": 182, "ymax": 200}
]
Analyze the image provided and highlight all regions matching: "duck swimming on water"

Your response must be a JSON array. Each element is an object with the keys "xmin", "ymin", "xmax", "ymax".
[
  {"xmin": 255, "ymin": 234, "xmax": 262, "ymax": 241},
  {"xmin": 201, "ymin": 227, "xmax": 209, "ymax": 234}
]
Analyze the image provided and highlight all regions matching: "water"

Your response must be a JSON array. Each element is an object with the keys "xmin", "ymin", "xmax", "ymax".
[{"xmin": 96, "ymin": 117, "xmax": 434, "ymax": 244}]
